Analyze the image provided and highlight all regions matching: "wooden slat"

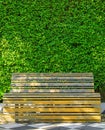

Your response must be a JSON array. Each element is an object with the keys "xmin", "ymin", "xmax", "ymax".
[
  {"xmin": 10, "ymin": 87, "xmax": 94, "ymax": 90},
  {"xmin": 12, "ymin": 77, "xmax": 94, "ymax": 80},
  {"xmin": 12, "ymin": 73, "xmax": 93, "ymax": 77},
  {"xmin": 3, "ymin": 92, "xmax": 100, "ymax": 98},
  {"xmin": 11, "ymin": 77, "xmax": 93, "ymax": 83},
  {"xmin": 10, "ymin": 89, "xmax": 94, "ymax": 93},
  {"xmin": 1, "ymin": 114, "xmax": 101, "ymax": 123},
  {"xmin": 3, "ymin": 97, "xmax": 100, "ymax": 101},
  {"xmin": 10, "ymin": 86, "xmax": 94, "ymax": 88},
  {"xmin": 12, "ymin": 79, "xmax": 93, "ymax": 83},
  {"xmin": 3, "ymin": 100, "xmax": 100, "ymax": 105},
  {"xmin": 3, "ymin": 104, "xmax": 100, "ymax": 108},
  {"xmin": 3, "ymin": 107, "xmax": 100, "ymax": 113},
  {"xmin": 2, "ymin": 112, "xmax": 101, "ymax": 117},
  {"xmin": 14, "ymin": 115, "xmax": 101, "ymax": 120},
  {"xmin": 3, "ymin": 113, "xmax": 100, "ymax": 116},
  {"xmin": 14, "ymin": 119, "xmax": 101, "ymax": 123},
  {"xmin": 11, "ymin": 83, "xmax": 94, "ymax": 87}
]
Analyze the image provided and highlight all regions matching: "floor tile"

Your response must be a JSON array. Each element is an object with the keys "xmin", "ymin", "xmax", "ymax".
[
  {"xmin": 63, "ymin": 124, "xmax": 85, "ymax": 129},
  {"xmin": 10, "ymin": 125, "xmax": 38, "ymax": 130},
  {"xmin": 28, "ymin": 123, "xmax": 55, "ymax": 129},
  {"xmin": 0, "ymin": 123, "xmax": 25, "ymax": 129},
  {"xmin": 67, "ymin": 129, "xmax": 80, "ymax": 130},
  {"xmin": 88, "ymin": 123, "xmax": 105, "ymax": 128},
  {"xmin": 0, "ymin": 122, "xmax": 105, "ymax": 130},
  {"xmin": 84, "ymin": 126, "xmax": 104, "ymax": 130},
  {"xmin": 47, "ymin": 126, "xmax": 69, "ymax": 130}
]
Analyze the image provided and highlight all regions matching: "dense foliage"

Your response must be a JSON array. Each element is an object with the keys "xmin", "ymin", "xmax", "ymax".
[{"xmin": 0, "ymin": 0, "xmax": 105, "ymax": 101}]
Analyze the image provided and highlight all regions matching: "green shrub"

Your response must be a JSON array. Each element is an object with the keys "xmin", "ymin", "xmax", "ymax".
[{"xmin": 0, "ymin": 0, "xmax": 105, "ymax": 100}]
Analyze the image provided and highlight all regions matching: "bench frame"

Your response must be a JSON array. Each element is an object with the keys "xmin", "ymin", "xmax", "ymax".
[{"xmin": 3, "ymin": 73, "xmax": 101, "ymax": 123}]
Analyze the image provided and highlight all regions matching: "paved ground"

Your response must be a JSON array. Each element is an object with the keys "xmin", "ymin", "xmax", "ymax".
[
  {"xmin": 0, "ymin": 103, "xmax": 105, "ymax": 130},
  {"xmin": 0, "ymin": 122, "xmax": 105, "ymax": 130}
]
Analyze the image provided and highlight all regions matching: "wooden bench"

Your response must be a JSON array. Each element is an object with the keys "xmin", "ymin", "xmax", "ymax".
[{"xmin": 3, "ymin": 73, "xmax": 101, "ymax": 123}]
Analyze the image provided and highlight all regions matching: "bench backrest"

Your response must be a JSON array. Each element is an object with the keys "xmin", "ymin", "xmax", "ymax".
[{"xmin": 10, "ymin": 73, "xmax": 94, "ymax": 93}]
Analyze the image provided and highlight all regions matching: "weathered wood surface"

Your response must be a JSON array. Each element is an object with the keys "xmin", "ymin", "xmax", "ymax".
[
  {"xmin": 3, "ymin": 92, "xmax": 101, "ymax": 97},
  {"xmin": 3, "ymin": 104, "xmax": 100, "ymax": 108},
  {"xmin": 12, "ymin": 73, "xmax": 93, "ymax": 77},
  {"xmin": 3, "ymin": 107, "xmax": 100, "ymax": 113},
  {"xmin": 0, "ymin": 113, "xmax": 15, "ymax": 124},
  {"xmin": 3, "ymin": 100, "xmax": 100, "ymax": 105},
  {"xmin": 10, "ymin": 88, "xmax": 94, "ymax": 93},
  {"xmin": 11, "ymin": 77, "xmax": 93, "ymax": 83},
  {"xmin": 0, "ymin": 113, "xmax": 101, "ymax": 123},
  {"xmin": 2, "ymin": 73, "xmax": 101, "ymax": 123},
  {"xmin": 11, "ymin": 83, "xmax": 94, "ymax": 87},
  {"xmin": 10, "ymin": 73, "xmax": 94, "ymax": 93},
  {"xmin": 3, "ymin": 98, "xmax": 100, "ymax": 101},
  {"xmin": 3, "ymin": 113, "xmax": 100, "ymax": 116}
]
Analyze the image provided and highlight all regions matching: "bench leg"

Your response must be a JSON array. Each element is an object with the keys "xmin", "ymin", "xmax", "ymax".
[{"xmin": 15, "ymin": 104, "xmax": 19, "ymax": 122}]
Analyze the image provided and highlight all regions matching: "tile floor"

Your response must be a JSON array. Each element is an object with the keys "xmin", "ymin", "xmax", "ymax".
[{"xmin": 0, "ymin": 122, "xmax": 105, "ymax": 130}]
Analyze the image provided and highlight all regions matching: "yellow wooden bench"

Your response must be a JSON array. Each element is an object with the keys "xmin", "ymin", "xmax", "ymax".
[{"xmin": 3, "ymin": 73, "xmax": 101, "ymax": 123}]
